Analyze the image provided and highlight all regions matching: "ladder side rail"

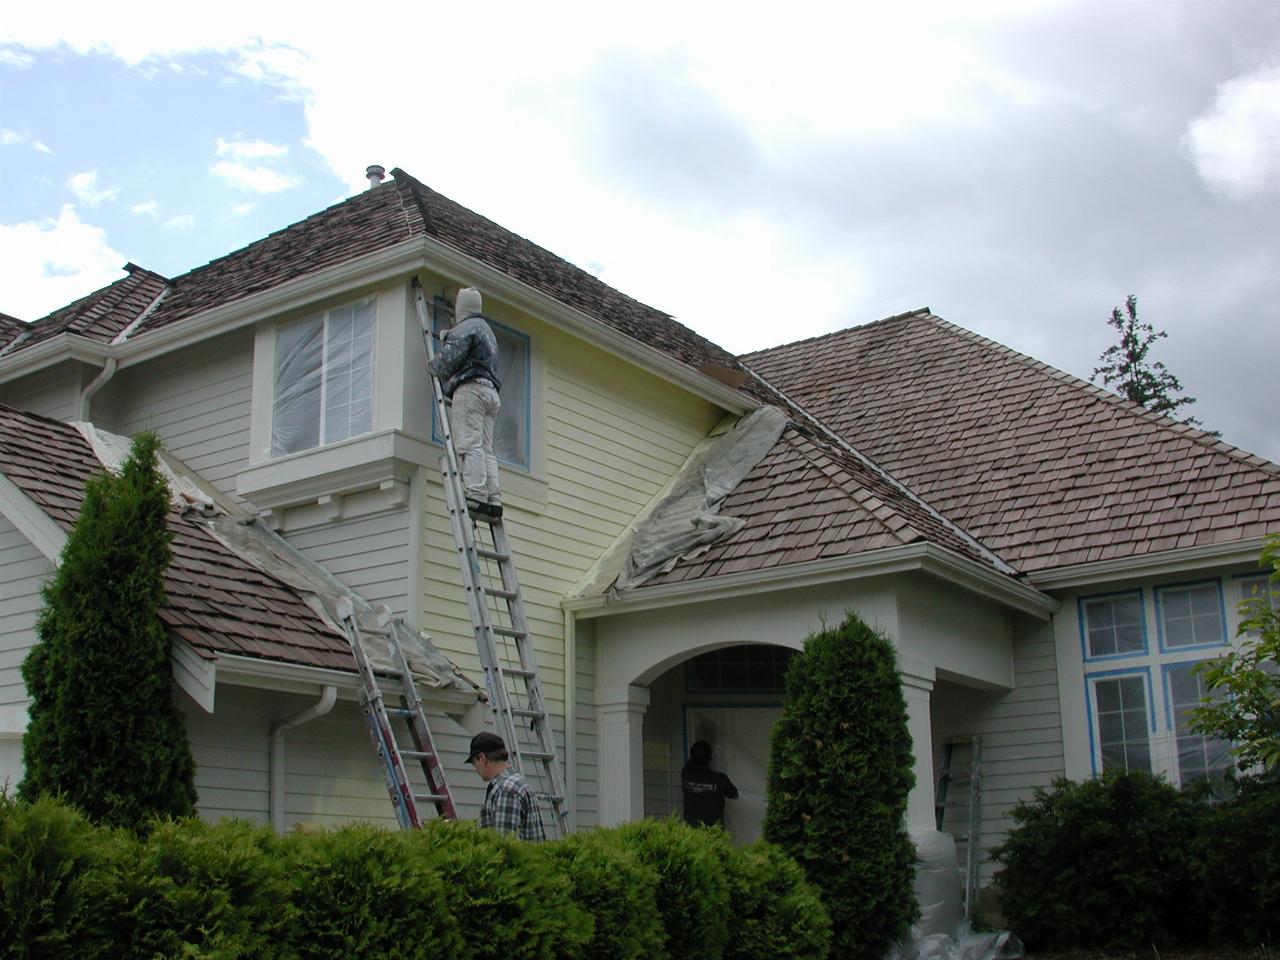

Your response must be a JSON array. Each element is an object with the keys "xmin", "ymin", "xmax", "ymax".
[
  {"xmin": 385, "ymin": 625, "xmax": 458, "ymax": 821},
  {"xmin": 964, "ymin": 737, "xmax": 983, "ymax": 921},
  {"xmin": 341, "ymin": 618, "xmax": 421, "ymax": 829}
]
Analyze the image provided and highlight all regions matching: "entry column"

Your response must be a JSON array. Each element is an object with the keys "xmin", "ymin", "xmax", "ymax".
[
  {"xmin": 596, "ymin": 684, "xmax": 650, "ymax": 826},
  {"xmin": 899, "ymin": 655, "xmax": 938, "ymax": 831}
]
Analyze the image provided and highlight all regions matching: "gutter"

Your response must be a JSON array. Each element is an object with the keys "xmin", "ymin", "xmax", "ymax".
[
  {"xmin": 269, "ymin": 685, "xmax": 337, "ymax": 833},
  {"xmin": 563, "ymin": 541, "xmax": 1060, "ymax": 620},
  {"xmin": 78, "ymin": 357, "xmax": 117, "ymax": 421},
  {"xmin": 1027, "ymin": 538, "xmax": 1271, "ymax": 591}
]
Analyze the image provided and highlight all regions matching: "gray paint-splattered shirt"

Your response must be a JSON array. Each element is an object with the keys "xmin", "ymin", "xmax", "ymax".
[{"xmin": 429, "ymin": 315, "xmax": 502, "ymax": 398}]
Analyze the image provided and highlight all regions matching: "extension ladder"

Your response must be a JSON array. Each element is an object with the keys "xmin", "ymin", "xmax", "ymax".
[
  {"xmin": 337, "ymin": 597, "xmax": 457, "ymax": 828},
  {"xmin": 934, "ymin": 735, "xmax": 983, "ymax": 921},
  {"xmin": 412, "ymin": 278, "xmax": 570, "ymax": 839}
]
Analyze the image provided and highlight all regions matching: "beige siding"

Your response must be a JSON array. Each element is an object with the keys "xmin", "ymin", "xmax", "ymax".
[
  {"xmin": 931, "ymin": 613, "xmax": 1064, "ymax": 886},
  {"xmin": 285, "ymin": 509, "xmax": 412, "ymax": 617},
  {"xmin": 0, "ymin": 367, "xmax": 84, "ymax": 421},
  {"xmin": 0, "ymin": 516, "xmax": 53, "ymax": 786}
]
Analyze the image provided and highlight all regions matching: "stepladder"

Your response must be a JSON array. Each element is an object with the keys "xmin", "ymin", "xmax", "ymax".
[
  {"xmin": 336, "ymin": 596, "xmax": 457, "ymax": 829},
  {"xmin": 413, "ymin": 278, "xmax": 570, "ymax": 839},
  {"xmin": 934, "ymin": 735, "xmax": 983, "ymax": 921}
]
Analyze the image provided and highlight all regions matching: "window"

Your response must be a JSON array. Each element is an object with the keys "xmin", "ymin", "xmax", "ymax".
[
  {"xmin": 1156, "ymin": 582, "xmax": 1225, "ymax": 650},
  {"xmin": 431, "ymin": 298, "xmax": 530, "ymax": 468},
  {"xmin": 1082, "ymin": 592, "xmax": 1145, "ymax": 658},
  {"xmin": 1091, "ymin": 674, "xmax": 1151, "ymax": 774},
  {"xmin": 272, "ymin": 300, "xmax": 375, "ymax": 456},
  {"xmin": 687, "ymin": 645, "xmax": 795, "ymax": 693},
  {"xmin": 1164, "ymin": 663, "xmax": 1232, "ymax": 788}
]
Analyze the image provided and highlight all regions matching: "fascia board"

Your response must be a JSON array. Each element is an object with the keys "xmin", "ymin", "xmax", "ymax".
[
  {"xmin": 564, "ymin": 543, "xmax": 1057, "ymax": 620},
  {"xmin": 0, "ymin": 469, "xmax": 67, "ymax": 561},
  {"xmin": 419, "ymin": 237, "xmax": 756, "ymax": 415},
  {"xmin": 0, "ymin": 334, "xmax": 113, "ymax": 383},
  {"xmin": 172, "ymin": 639, "xmax": 216, "ymax": 713},
  {"xmin": 1028, "ymin": 538, "xmax": 1272, "ymax": 591}
]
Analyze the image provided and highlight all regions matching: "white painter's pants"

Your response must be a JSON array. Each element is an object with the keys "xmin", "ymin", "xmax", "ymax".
[{"xmin": 451, "ymin": 380, "xmax": 501, "ymax": 503}]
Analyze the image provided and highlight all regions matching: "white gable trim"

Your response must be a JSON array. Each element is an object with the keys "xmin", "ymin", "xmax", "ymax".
[{"xmin": 0, "ymin": 469, "xmax": 67, "ymax": 562}]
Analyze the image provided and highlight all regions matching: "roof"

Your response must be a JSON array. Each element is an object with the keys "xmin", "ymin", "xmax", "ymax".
[
  {"xmin": 0, "ymin": 403, "xmax": 358, "ymax": 671},
  {"xmin": 743, "ymin": 312, "xmax": 1280, "ymax": 575},
  {"xmin": 6, "ymin": 170, "xmax": 740, "ymax": 376}
]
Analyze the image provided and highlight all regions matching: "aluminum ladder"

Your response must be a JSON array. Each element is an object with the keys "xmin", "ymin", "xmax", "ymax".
[
  {"xmin": 934, "ymin": 734, "xmax": 983, "ymax": 921},
  {"xmin": 412, "ymin": 278, "xmax": 570, "ymax": 839},
  {"xmin": 336, "ymin": 597, "xmax": 457, "ymax": 829}
]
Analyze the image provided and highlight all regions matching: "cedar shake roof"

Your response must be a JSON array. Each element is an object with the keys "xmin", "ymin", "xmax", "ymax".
[
  {"xmin": 0, "ymin": 312, "xmax": 26, "ymax": 350},
  {"xmin": 0, "ymin": 404, "xmax": 356, "ymax": 671},
  {"xmin": 9, "ymin": 170, "xmax": 740, "ymax": 376},
  {"xmin": 743, "ymin": 312, "xmax": 1280, "ymax": 575},
  {"xmin": 644, "ymin": 424, "xmax": 1006, "ymax": 586}
]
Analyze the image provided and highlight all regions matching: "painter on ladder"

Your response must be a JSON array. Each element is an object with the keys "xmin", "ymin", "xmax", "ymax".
[
  {"xmin": 430, "ymin": 286, "xmax": 503, "ymax": 518},
  {"xmin": 466, "ymin": 732, "xmax": 546, "ymax": 841}
]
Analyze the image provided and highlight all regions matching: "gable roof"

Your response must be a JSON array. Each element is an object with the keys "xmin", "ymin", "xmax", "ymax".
[
  {"xmin": 6, "ymin": 170, "xmax": 740, "ymax": 377},
  {"xmin": 0, "ymin": 403, "xmax": 359, "ymax": 672},
  {"xmin": 743, "ymin": 312, "xmax": 1280, "ymax": 575}
]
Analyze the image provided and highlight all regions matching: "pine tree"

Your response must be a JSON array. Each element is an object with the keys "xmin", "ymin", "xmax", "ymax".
[
  {"xmin": 1092, "ymin": 295, "xmax": 1205, "ymax": 429},
  {"xmin": 764, "ymin": 613, "xmax": 917, "ymax": 960},
  {"xmin": 19, "ymin": 432, "xmax": 197, "ymax": 828}
]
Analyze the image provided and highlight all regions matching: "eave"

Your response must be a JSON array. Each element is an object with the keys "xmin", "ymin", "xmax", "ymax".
[{"xmin": 1027, "ymin": 538, "xmax": 1272, "ymax": 591}]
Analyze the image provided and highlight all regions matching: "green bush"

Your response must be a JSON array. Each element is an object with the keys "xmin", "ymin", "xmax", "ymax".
[
  {"xmin": 283, "ymin": 822, "xmax": 459, "ymax": 960},
  {"xmin": 1197, "ymin": 771, "xmax": 1280, "ymax": 942},
  {"xmin": 606, "ymin": 818, "xmax": 731, "ymax": 960},
  {"xmin": 723, "ymin": 840, "xmax": 831, "ymax": 960},
  {"xmin": 542, "ymin": 828, "xmax": 667, "ymax": 960},
  {"xmin": 992, "ymin": 772, "xmax": 1204, "ymax": 950},
  {"xmin": 0, "ymin": 793, "xmax": 104, "ymax": 959},
  {"xmin": 410, "ymin": 819, "xmax": 589, "ymax": 960},
  {"xmin": 763, "ymin": 612, "xmax": 916, "ymax": 960}
]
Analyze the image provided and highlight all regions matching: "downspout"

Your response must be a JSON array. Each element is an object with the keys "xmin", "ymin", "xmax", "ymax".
[
  {"xmin": 78, "ymin": 357, "xmax": 117, "ymax": 421},
  {"xmin": 270, "ymin": 685, "xmax": 337, "ymax": 833},
  {"xmin": 564, "ymin": 608, "xmax": 577, "ymax": 831}
]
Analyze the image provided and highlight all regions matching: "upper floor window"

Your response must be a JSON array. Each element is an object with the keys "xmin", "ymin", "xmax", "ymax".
[
  {"xmin": 1156, "ymin": 581, "xmax": 1225, "ymax": 650},
  {"xmin": 272, "ymin": 299, "xmax": 375, "ymax": 456},
  {"xmin": 431, "ymin": 298, "xmax": 530, "ymax": 469},
  {"xmin": 1082, "ymin": 591, "xmax": 1145, "ymax": 659}
]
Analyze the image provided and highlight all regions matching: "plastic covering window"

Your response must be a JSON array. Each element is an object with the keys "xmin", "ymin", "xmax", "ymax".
[
  {"xmin": 1083, "ymin": 592, "xmax": 1145, "ymax": 658},
  {"xmin": 431, "ymin": 301, "xmax": 529, "ymax": 468},
  {"xmin": 1093, "ymin": 674, "xmax": 1151, "ymax": 773},
  {"xmin": 272, "ymin": 299, "xmax": 375, "ymax": 456},
  {"xmin": 1157, "ymin": 582, "xmax": 1224, "ymax": 649},
  {"xmin": 1165, "ymin": 662, "xmax": 1232, "ymax": 788}
]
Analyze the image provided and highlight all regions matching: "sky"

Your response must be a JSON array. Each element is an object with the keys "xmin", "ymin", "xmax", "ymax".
[{"xmin": 1, "ymin": 1, "xmax": 1277, "ymax": 461}]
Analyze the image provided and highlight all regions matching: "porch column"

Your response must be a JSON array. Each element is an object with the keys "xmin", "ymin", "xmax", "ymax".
[
  {"xmin": 596, "ymin": 684, "xmax": 650, "ymax": 826},
  {"xmin": 899, "ymin": 656, "xmax": 937, "ymax": 832}
]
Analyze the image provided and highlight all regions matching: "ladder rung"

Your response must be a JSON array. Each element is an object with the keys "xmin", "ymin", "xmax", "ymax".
[
  {"xmin": 386, "ymin": 707, "xmax": 416, "ymax": 718},
  {"xmin": 475, "ymin": 547, "xmax": 509, "ymax": 561},
  {"xmin": 414, "ymin": 793, "xmax": 450, "ymax": 803},
  {"xmin": 499, "ymin": 667, "xmax": 536, "ymax": 679},
  {"xmin": 401, "ymin": 750, "xmax": 436, "ymax": 761},
  {"xmin": 484, "ymin": 586, "xmax": 518, "ymax": 600},
  {"xmin": 517, "ymin": 750, "xmax": 554, "ymax": 761},
  {"xmin": 492, "ymin": 625, "xmax": 527, "ymax": 639},
  {"xmin": 510, "ymin": 708, "xmax": 543, "ymax": 719}
]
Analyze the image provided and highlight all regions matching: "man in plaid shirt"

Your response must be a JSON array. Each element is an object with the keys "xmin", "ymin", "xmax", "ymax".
[{"xmin": 466, "ymin": 732, "xmax": 546, "ymax": 842}]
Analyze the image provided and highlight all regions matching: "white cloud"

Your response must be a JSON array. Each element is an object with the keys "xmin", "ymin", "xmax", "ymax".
[
  {"xmin": 210, "ymin": 160, "xmax": 299, "ymax": 193},
  {"xmin": 0, "ymin": 48, "xmax": 34, "ymax": 68},
  {"xmin": 216, "ymin": 137, "xmax": 288, "ymax": 160},
  {"xmin": 164, "ymin": 214, "xmax": 195, "ymax": 229},
  {"xmin": 232, "ymin": 202, "xmax": 257, "ymax": 216},
  {"xmin": 67, "ymin": 169, "xmax": 118, "ymax": 206},
  {"xmin": 1, "ymin": 128, "xmax": 52, "ymax": 153},
  {"xmin": 131, "ymin": 200, "xmax": 159, "ymax": 217},
  {"xmin": 0, "ymin": 205, "xmax": 125, "ymax": 320},
  {"xmin": 1183, "ymin": 65, "xmax": 1280, "ymax": 201}
]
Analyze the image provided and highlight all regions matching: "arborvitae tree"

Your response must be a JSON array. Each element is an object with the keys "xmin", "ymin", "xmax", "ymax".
[
  {"xmin": 19, "ymin": 432, "xmax": 197, "ymax": 827},
  {"xmin": 764, "ymin": 612, "xmax": 916, "ymax": 960},
  {"xmin": 1092, "ymin": 294, "xmax": 1205, "ymax": 429}
]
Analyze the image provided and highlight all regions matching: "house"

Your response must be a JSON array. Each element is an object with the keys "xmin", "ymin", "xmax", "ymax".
[{"xmin": 2, "ymin": 168, "xmax": 1277, "ymax": 894}]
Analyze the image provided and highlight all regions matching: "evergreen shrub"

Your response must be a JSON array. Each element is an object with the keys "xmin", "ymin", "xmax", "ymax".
[
  {"xmin": 542, "ymin": 828, "xmax": 667, "ymax": 960},
  {"xmin": 19, "ymin": 432, "xmax": 196, "ymax": 828},
  {"xmin": 723, "ymin": 840, "xmax": 831, "ymax": 960},
  {"xmin": 283, "ymin": 822, "xmax": 459, "ymax": 960},
  {"xmin": 410, "ymin": 819, "xmax": 589, "ymax": 960},
  {"xmin": 1196, "ymin": 771, "xmax": 1280, "ymax": 943},
  {"xmin": 763, "ymin": 612, "xmax": 916, "ymax": 960},
  {"xmin": 606, "ymin": 818, "xmax": 731, "ymax": 960},
  {"xmin": 992, "ymin": 772, "xmax": 1203, "ymax": 950}
]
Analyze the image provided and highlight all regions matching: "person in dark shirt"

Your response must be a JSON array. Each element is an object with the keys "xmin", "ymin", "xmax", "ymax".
[{"xmin": 680, "ymin": 740, "xmax": 738, "ymax": 827}]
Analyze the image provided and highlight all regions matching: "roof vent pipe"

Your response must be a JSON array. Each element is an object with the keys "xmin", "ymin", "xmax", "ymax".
[{"xmin": 365, "ymin": 164, "xmax": 386, "ymax": 188}]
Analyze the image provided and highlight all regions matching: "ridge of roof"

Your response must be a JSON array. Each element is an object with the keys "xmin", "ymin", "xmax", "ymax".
[
  {"xmin": 13, "ymin": 265, "xmax": 171, "ymax": 350},
  {"xmin": 741, "ymin": 307, "xmax": 934, "ymax": 361},
  {"xmin": 924, "ymin": 314, "xmax": 1280, "ymax": 478}
]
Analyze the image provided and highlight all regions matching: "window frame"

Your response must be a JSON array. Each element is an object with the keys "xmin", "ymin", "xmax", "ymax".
[
  {"xmin": 1079, "ymin": 589, "xmax": 1148, "ymax": 663},
  {"xmin": 270, "ymin": 297, "xmax": 377, "ymax": 458},
  {"xmin": 1154, "ymin": 579, "xmax": 1227, "ymax": 653},
  {"xmin": 1160, "ymin": 659, "xmax": 1233, "ymax": 789},
  {"xmin": 1084, "ymin": 667, "xmax": 1155, "ymax": 776}
]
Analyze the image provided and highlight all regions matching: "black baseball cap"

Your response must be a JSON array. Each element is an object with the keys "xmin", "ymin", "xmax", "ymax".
[{"xmin": 465, "ymin": 731, "xmax": 506, "ymax": 763}]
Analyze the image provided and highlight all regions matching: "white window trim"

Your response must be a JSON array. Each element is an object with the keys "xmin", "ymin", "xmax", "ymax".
[
  {"xmin": 1084, "ymin": 668, "xmax": 1155, "ymax": 776},
  {"xmin": 1154, "ymin": 578, "xmax": 1228, "ymax": 653}
]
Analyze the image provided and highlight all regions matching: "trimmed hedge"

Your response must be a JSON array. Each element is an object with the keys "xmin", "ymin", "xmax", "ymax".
[
  {"xmin": 0, "ymin": 798, "xmax": 832, "ymax": 960},
  {"xmin": 992, "ymin": 770, "xmax": 1280, "ymax": 950}
]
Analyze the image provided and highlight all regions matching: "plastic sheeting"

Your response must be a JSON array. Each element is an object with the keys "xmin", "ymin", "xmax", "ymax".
[
  {"xmin": 887, "ymin": 830, "xmax": 1023, "ymax": 960},
  {"xmin": 611, "ymin": 405, "xmax": 788, "ymax": 593}
]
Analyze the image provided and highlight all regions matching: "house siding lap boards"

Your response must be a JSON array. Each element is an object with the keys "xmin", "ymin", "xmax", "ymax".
[
  {"xmin": 0, "ymin": 515, "xmax": 53, "ymax": 786},
  {"xmin": 0, "ymin": 369, "xmax": 84, "ymax": 423}
]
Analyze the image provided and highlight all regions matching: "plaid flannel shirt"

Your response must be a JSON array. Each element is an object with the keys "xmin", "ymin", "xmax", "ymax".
[{"xmin": 480, "ymin": 768, "xmax": 546, "ymax": 842}]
